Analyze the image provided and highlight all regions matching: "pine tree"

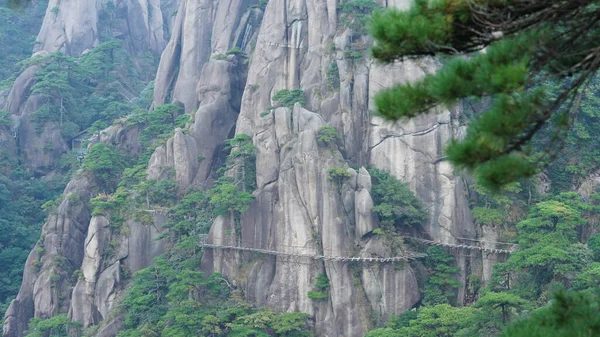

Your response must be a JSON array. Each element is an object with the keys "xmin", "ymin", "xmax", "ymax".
[
  {"xmin": 500, "ymin": 289, "xmax": 600, "ymax": 337},
  {"xmin": 370, "ymin": 0, "xmax": 600, "ymax": 189}
]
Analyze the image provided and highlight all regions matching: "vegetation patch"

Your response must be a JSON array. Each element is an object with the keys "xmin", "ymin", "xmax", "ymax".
[
  {"xmin": 317, "ymin": 125, "xmax": 341, "ymax": 147},
  {"xmin": 368, "ymin": 167, "xmax": 426, "ymax": 232},
  {"xmin": 272, "ymin": 89, "xmax": 306, "ymax": 109},
  {"xmin": 307, "ymin": 273, "xmax": 330, "ymax": 300}
]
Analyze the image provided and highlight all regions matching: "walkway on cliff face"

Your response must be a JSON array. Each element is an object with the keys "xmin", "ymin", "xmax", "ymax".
[{"xmin": 197, "ymin": 233, "xmax": 517, "ymax": 263}]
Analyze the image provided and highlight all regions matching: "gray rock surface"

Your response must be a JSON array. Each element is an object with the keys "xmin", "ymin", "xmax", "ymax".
[
  {"xmin": 35, "ymin": 0, "xmax": 171, "ymax": 55},
  {"xmin": 3, "ymin": 173, "xmax": 95, "ymax": 337},
  {"xmin": 2, "ymin": 123, "xmax": 167, "ymax": 336},
  {"xmin": 4, "ymin": 0, "xmax": 511, "ymax": 336},
  {"xmin": 203, "ymin": 102, "xmax": 421, "ymax": 337},
  {"xmin": 152, "ymin": 0, "xmax": 254, "ymax": 112},
  {"xmin": 147, "ymin": 129, "xmax": 199, "ymax": 188}
]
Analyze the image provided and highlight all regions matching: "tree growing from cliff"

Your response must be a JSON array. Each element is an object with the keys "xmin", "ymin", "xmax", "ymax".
[
  {"xmin": 272, "ymin": 89, "xmax": 306, "ymax": 109},
  {"xmin": 422, "ymin": 246, "xmax": 461, "ymax": 306},
  {"xmin": 224, "ymin": 133, "xmax": 256, "ymax": 192},
  {"xmin": 368, "ymin": 167, "xmax": 426, "ymax": 231},
  {"xmin": 82, "ymin": 143, "xmax": 127, "ymax": 192},
  {"xmin": 370, "ymin": 0, "xmax": 600, "ymax": 189},
  {"xmin": 209, "ymin": 134, "xmax": 256, "ymax": 230},
  {"xmin": 139, "ymin": 104, "xmax": 183, "ymax": 143},
  {"xmin": 27, "ymin": 41, "xmax": 144, "ymax": 139}
]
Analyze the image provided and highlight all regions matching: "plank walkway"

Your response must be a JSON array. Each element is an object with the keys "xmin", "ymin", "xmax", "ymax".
[
  {"xmin": 199, "ymin": 234, "xmax": 516, "ymax": 263},
  {"xmin": 407, "ymin": 237, "xmax": 515, "ymax": 254}
]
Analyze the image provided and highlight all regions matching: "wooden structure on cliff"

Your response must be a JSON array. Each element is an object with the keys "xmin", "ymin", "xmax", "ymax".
[{"xmin": 197, "ymin": 234, "xmax": 516, "ymax": 263}]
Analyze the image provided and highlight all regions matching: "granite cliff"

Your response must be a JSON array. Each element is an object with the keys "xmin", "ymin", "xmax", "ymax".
[{"xmin": 2, "ymin": 1, "xmax": 498, "ymax": 336}]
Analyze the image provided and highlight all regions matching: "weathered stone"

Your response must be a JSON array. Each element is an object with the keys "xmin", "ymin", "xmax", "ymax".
[
  {"xmin": 35, "ymin": 0, "xmax": 170, "ymax": 56},
  {"xmin": 3, "ymin": 0, "xmax": 508, "ymax": 336},
  {"xmin": 147, "ymin": 129, "xmax": 199, "ymax": 188}
]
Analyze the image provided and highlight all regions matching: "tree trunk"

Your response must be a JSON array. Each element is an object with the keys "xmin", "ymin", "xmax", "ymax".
[{"xmin": 60, "ymin": 97, "xmax": 64, "ymax": 126}]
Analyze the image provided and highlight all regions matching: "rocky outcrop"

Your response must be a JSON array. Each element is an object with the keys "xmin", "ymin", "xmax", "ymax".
[
  {"xmin": 147, "ymin": 129, "xmax": 200, "ymax": 188},
  {"xmin": 4, "ymin": 0, "xmax": 508, "ymax": 336},
  {"xmin": 0, "ymin": 0, "xmax": 178, "ymax": 174},
  {"xmin": 152, "ymin": 0, "xmax": 259, "ymax": 112},
  {"xmin": 367, "ymin": 59, "xmax": 478, "ymax": 302},
  {"xmin": 3, "ymin": 173, "xmax": 95, "ymax": 337},
  {"xmin": 201, "ymin": 1, "xmax": 479, "ymax": 335},
  {"xmin": 2, "ymin": 121, "xmax": 166, "ymax": 337},
  {"xmin": 34, "ymin": 0, "xmax": 172, "ymax": 56},
  {"xmin": 202, "ymin": 103, "xmax": 421, "ymax": 337},
  {"xmin": 68, "ymin": 215, "xmax": 167, "ymax": 326}
]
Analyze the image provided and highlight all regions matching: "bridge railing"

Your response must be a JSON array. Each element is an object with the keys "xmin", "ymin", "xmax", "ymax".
[{"xmin": 195, "ymin": 232, "xmax": 515, "ymax": 263}]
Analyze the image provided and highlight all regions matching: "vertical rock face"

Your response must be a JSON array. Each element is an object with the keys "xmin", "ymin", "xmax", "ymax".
[
  {"xmin": 2, "ymin": 122, "xmax": 169, "ymax": 337},
  {"xmin": 35, "ymin": 0, "xmax": 171, "ymax": 56},
  {"xmin": 68, "ymin": 215, "xmax": 167, "ymax": 327},
  {"xmin": 0, "ymin": 0, "xmax": 177, "ymax": 174},
  {"xmin": 4, "ymin": 0, "xmax": 504, "ymax": 336},
  {"xmin": 3, "ymin": 174, "xmax": 95, "ymax": 337},
  {"xmin": 152, "ymin": 0, "xmax": 256, "ymax": 112},
  {"xmin": 201, "ymin": 1, "xmax": 458, "ymax": 336}
]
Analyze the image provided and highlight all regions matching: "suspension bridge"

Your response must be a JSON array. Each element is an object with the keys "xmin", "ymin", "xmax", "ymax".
[{"xmin": 198, "ymin": 233, "xmax": 517, "ymax": 263}]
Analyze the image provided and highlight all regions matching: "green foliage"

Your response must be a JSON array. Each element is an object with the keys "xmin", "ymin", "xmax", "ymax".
[
  {"xmin": 82, "ymin": 143, "xmax": 127, "ymax": 191},
  {"xmin": 174, "ymin": 113, "xmax": 190, "ymax": 128},
  {"xmin": 533, "ymin": 77, "xmax": 600, "ymax": 191},
  {"xmin": 250, "ymin": 0, "xmax": 268, "ymax": 10},
  {"xmin": 385, "ymin": 310, "xmax": 418, "ymax": 330},
  {"xmin": 138, "ymin": 104, "xmax": 183, "ymax": 144},
  {"xmin": 0, "ymin": 0, "xmax": 46, "ymax": 84},
  {"xmin": 499, "ymin": 195, "xmax": 592, "ymax": 293},
  {"xmin": 272, "ymin": 89, "xmax": 306, "ymax": 109},
  {"xmin": 500, "ymin": 289, "xmax": 600, "ymax": 337},
  {"xmin": 144, "ymin": 179, "xmax": 178, "ymax": 206},
  {"xmin": 572, "ymin": 263, "xmax": 600, "ymax": 291},
  {"xmin": 326, "ymin": 61, "xmax": 340, "ymax": 90},
  {"xmin": 0, "ymin": 0, "xmax": 161, "ymax": 322},
  {"xmin": 24, "ymin": 314, "xmax": 82, "ymax": 337},
  {"xmin": 337, "ymin": 0, "xmax": 379, "ymax": 35},
  {"xmin": 119, "ymin": 255, "xmax": 311, "ymax": 337},
  {"xmin": 588, "ymin": 233, "xmax": 600, "ymax": 262},
  {"xmin": 210, "ymin": 177, "xmax": 255, "ymax": 217},
  {"xmin": 369, "ymin": 1, "xmax": 600, "ymax": 188},
  {"xmin": 366, "ymin": 304, "xmax": 478, "ymax": 337},
  {"xmin": 364, "ymin": 178, "xmax": 600, "ymax": 337},
  {"xmin": 0, "ymin": 109, "xmax": 12, "ymax": 128},
  {"xmin": 208, "ymin": 134, "xmax": 257, "ymax": 219},
  {"xmin": 213, "ymin": 53, "xmax": 229, "ymax": 61},
  {"xmin": 316, "ymin": 125, "xmax": 341, "ymax": 147},
  {"xmin": 422, "ymin": 246, "xmax": 460, "ymax": 306},
  {"xmin": 29, "ymin": 41, "xmax": 149, "ymax": 137},
  {"xmin": 224, "ymin": 133, "xmax": 257, "ymax": 192},
  {"xmin": 0, "ymin": 146, "xmax": 65, "ymax": 309},
  {"xmin": 328, "ymin": 167, "xmax": 351, "ymax": 184},
  {"xmin": 472, "ymin": 207, "xmax": 504, "ymax": 226},
  {"xmin": 368, "ymin": 167, "xmax": 426, "ymax": 230},
  {"xmin": 226, "ymin": 47, "xmax": 245, "ymax": 56},
  {"xmin": 307, "ymin": 274, "xmax": 329, "ymax": 300},
  {"xmin": 343, "ymin": 50, "xmax": 363, "ymax": 61},
  {"xmin": 269, "ymin": 312, "xmax": 311, "ymax": 337},
  {"xmin": 475, "ymin": 292, "xmax": 529, "ymax": 324},
  {"xmin": 0, "ymin": 143, "xmax": 65, "ymax": 310},
  {"xmin": 164, "ymin": 191, "xmax": 213, "ymax": 237}
]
